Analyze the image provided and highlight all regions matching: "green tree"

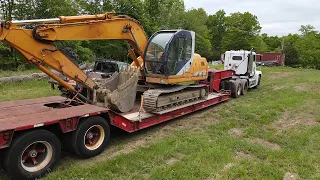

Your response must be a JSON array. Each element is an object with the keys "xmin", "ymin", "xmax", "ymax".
[
  {"xmin": 144, "ymin": 0, "xmax": 185, "ymax": 31},
  {"xmin": 0, "ymin": 0, "xmax": 15, "ymax": 20},
  {"xmin": 182, "ymin": 8, "xmax": 212, "ymax": 58},
  {"xmin": 261, "ymin": 33, "xmax": 282, "ymax": 52},
  {"xmin": 222, "ymin": 12, "xmax": 261, "ymax": 52},
  {"xmin": 295, "ymin": 29, "xmax": 320, "ymax": 69},
  {"xmin": 34, "ymin": 0, "xmax": 79, "ymax": 18},
  {"xmin": 207, "ymin": 10, "xmax": 226, "ymax": 60},
  {"xmin": 299, "ymin": 24, "xmax": 316, "ymax": 36},
  {"xmin": 283, "ymin": 34, "xmax": 300, "ymax": 67},
  {"xmin": 251, "ymin": 36, "xmax": 268, "ymax": 52}
]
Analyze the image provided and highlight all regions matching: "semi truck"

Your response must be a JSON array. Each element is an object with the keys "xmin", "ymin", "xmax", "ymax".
[{"xmin": 221, "ymin": 50, "xmax": 262, "ymax": 97}]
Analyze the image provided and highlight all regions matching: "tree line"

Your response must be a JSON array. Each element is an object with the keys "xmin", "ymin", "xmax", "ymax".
[{"xmin": 0, "ymin": 0, "xmax": 319, "ymax": 70}]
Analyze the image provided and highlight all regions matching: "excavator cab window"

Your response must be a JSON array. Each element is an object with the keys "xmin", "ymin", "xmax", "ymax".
[
  {"xmin": 144, "ymin": 32, "xmax": 174, "ymax": 75},
  {"xmin": 144, "ymin": 30, "xmax": 195, "ymax": 76}
]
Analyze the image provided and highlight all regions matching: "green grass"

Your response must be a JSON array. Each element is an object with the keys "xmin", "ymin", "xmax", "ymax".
[
  {"xmin": 0, "ymin": 69, "xmax": 41, "ymax": 78},
  {"xmin": 0, "ymin": 79, "xmax": 60, "ymax": 102},
  {"xmin": 209, "ymin": 63, "xmax": 224, "ymax": 69},
  {"xmin": 0, "ymin": 67, "xmax": 319, "ymax": 179}
]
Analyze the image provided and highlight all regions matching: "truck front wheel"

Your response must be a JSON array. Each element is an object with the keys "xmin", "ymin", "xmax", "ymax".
[
  {"xmin": 254, "ymin": 76, "xmax": 261, "ymax": 89},
  {"xmin": 70, "ymin": 116, "xmax": 110, "ymax": 158},
  {"xmin": 3, "ymin": 130, "xmax": 61, "ymax": 180}
]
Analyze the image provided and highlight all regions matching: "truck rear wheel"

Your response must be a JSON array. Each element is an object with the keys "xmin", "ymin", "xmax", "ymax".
[
  {"xmin": 240, "ymin": 79, "xmax": 248, "ymax": 95},
  {"xmin": 70, "ymin": 116, "xmax": 110, "ymax": 158},
  {"xmin": 3, "ymin": 130, "xmax": 61, "ymax": 180},
  {"xmin": 231, "ymin": 80, "xmax": 241, "ymax": 98}
]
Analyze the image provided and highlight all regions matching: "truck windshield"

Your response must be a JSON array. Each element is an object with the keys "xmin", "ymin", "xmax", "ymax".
[{"xmin": 95, "ymin": 62, "xmax": 118, "ymax": 73}]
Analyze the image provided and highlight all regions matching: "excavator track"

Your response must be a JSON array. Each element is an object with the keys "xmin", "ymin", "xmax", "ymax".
[{"xmin": 143, "ymin": 85, "xmax": 208, "ymax": 113}]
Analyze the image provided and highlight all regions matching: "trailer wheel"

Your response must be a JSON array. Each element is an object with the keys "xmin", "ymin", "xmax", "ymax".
[
  {"xmin": 3, "ymin": 130, "xmax": 61, "ymax": 180},
  {"xmin": 240, "ymin": 79, "xmax": 248, "ymax": 95},
  {"xmin": 231, "ymin": 80, "xmax": 241, "ymax": 98},
  {"xmin": 70, "ymin": 116, "xmax": 110, "ymax": 158}
]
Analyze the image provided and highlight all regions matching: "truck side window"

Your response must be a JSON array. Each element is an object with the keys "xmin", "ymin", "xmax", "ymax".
[{"xmin": 232, "ymin": 56, "xmax": 242, "ymax": 61}]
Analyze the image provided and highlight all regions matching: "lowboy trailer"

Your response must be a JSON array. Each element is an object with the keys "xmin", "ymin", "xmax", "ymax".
[{"xmin": 0, "ymin": 68, "xmax": 253, "ymax": 179}]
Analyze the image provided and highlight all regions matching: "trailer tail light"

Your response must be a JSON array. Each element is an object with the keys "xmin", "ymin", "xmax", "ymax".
[{"xmin": 0, "ymin": 130, "xmax": 14, "ymax": 149}]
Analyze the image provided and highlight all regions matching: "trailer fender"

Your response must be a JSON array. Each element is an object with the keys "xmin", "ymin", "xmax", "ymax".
[
  {"xmin": 58, "ymin": 118, "xmax": 80, "ymax": 133},
  {"xmin": 0, "ymin": 130, "xmax": 14, "ymax": 149}
]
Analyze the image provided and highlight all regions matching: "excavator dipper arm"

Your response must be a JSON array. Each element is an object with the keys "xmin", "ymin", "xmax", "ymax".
[{"xmin": 0, "ymin": 12, "xmax": 148, "ymax": 91}]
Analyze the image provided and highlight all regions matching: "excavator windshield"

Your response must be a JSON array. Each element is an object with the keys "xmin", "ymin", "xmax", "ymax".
[
  {"xmin": 144, "ymin": 30, "xmax": 195, "ymax": 76},
  {"xmin": 144, "ymin": 32, "xmax": 174, "ymax": 75}
]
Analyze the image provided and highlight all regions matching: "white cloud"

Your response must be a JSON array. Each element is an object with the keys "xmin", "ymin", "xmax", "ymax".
[{"xmin": 184, "ymin": 0, "xmax": 320, "ymax": 36}]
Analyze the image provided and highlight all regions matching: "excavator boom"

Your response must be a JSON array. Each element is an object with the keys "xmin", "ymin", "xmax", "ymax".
[{"xmin": 0, "ymin": 12, "xmax": 147, "ymax": 91}]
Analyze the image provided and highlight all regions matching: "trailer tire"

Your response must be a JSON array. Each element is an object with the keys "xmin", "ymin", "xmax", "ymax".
[
  {"xmin": 70, "ymin": 116, "xmax": 110, "ymax": 158},
  {"xmin": 240, "ymin": 79, "xmax": 248, "ymax": 95},
  {"xmin": 231, "ymin": 80, "xmax": 241, "ymax": 98},
  {"xmin": 3, "ymin": 130, "xmax": 61, "ymax": 180}
]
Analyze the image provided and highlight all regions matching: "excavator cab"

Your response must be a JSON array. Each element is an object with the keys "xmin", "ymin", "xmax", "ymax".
[{"xmin": 144, "ymin": 30, "xmax": 195, "ymax": 78}]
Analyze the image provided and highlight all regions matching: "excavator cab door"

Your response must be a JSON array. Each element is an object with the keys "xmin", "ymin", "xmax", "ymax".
[{"xmin": 144, "ymin": 30, "xmax": 195, "ymax": 76}]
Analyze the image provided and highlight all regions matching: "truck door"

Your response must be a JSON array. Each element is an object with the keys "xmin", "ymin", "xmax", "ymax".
[{"xmin": 229, "ymin": 53, "xmax": 248, "ymax": 75}]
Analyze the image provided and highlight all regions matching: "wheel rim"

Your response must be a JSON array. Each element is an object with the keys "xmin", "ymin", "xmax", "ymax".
[
  {"xmin": 84, "ymin": 125, "xmax": 105, "ymax": 150},
  {"xmin": 21, "ymin": 141, "xmax": 53, "ymax": 173}
]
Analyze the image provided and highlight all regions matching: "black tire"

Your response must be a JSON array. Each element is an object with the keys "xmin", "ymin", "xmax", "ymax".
[
  {"xmin": 231, "ymin": 80, "xmax": 241, "ymax": 98},
  {"xmin": 240, "ymin": 79, "xmax": 248, "ymax": 95},
  {"xmin": 70, "ymin": 116, "xmax": 110, "ymax": 158},
  {"xmin": 3, "ymin": 130, "xmax": 61, "ymax": 180},
  {"xmin": 254, "ymin": 76, "xmax": 261, "ymax": 89}
]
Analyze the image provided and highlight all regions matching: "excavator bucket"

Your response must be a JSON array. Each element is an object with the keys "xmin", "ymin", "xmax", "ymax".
[{"xmin": 94, "ymin": 68, "xmax": 139, "ymax": 113}]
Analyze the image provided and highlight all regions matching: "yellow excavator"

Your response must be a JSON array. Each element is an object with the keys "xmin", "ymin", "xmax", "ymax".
[{"xmin": 0, "ymin": 12, "xmax": 208, "ymax": 113}]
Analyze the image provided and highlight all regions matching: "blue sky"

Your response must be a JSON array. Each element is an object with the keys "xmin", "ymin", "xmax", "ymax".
[{"xmin": 184, "ymin": 0, "xmax": 319, "ymax": 36}]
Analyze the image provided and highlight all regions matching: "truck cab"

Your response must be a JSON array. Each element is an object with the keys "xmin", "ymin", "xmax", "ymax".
[{"xmin": 222, "ymin": 50, "xmax": 262, "ymax": 88}]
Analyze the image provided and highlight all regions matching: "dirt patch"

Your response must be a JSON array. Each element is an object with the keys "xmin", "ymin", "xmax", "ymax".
[
  {"xmin": 268, "ymin": 72, "xmax": 296, "ymax": 80},
  {"xmin": 166, "ymin": 153, "xmax": 185, "ymax": 165},
  {"xmin": 294, "ymin": 83, "xmax": 319, "ymax": 92},
  {"xmin": 248, "ymin": 138, "xmax": 281, "ymax": 150},
  {"xmin": 235, "ymin": 151, "xmax": 258, "ymax": 160},
  {"xmin": 142, "ymin": 174, "xmax": 150, "ymax": 180},
  {"xmin": 228, "ymin": 128, "xmax": 244, "ymax": 138},
  {"xmin": 166, "ymin": 157, "xmax": 179, "ymax": 165},
  {"xmin": 283, "ymin": 172, "xmax": 298, "ymax": 180},
  {"xmin": 273, "ymin": 100, "xmax": 319, "ymax": 131},
  {"xmin": 273, "ymin": 85, "xmax": 287, "ymax": 90},
  {"xmin": 223, "ymin": 163, "xmax": 234, "ymax": 170}
]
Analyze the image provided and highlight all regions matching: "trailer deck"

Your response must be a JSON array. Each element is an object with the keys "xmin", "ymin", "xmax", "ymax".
[
  {"xmin": 0, "ymin": 96, "xmax": 108, "ymax": 132},
  {"xmin": 0, "ymin": 91, "xmax": 230, "ymax": 135}
]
